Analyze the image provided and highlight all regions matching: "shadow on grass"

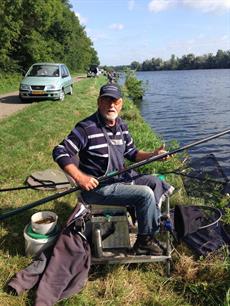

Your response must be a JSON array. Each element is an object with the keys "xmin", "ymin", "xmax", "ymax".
[{"xmin": 89, "ymin": 263, "xmax": 125, "ymax": 282}]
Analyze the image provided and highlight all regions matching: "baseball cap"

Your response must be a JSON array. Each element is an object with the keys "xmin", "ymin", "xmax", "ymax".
[{"xmin": 99, "ymin": 84, "xmax": 122, "ymax": 99}]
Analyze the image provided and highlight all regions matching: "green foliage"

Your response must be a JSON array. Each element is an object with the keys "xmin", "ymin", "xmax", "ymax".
[
  {"xmin": 124, "ymin": 68, "xmax": 145, "ymax": 101},
  {"xmin": 0, "ymin": 0, "xmax": 99, "ymax": 73},
  {"xmin": 218, "ymin": 196, "xmax": 230, "ymax": 226},
  {"xmin": 129, "ymin": 49, "xmax": 230, "ymax": 71},
  {"xmin": 0, "ymin": 73, "xmax": 22, "ymax": 94}
]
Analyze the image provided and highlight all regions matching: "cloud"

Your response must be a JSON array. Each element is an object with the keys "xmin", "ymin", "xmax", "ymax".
[
  {"xmin": 148, "ymin": 0, "xmax": 175, "ymax": 12},
  {"xmin": 167, "ymin": 34, "xmax": 230, "ymax": 57},
  {"xmin": 221, "ymin": 34, "xmax": 229, "ymax": 40},
  {"xmin": 148, "ymin": 0, "xmax": 230, "ymax": 13},
  {"xmin": 86, "ymin": 28, "xmax": 107, "ymax": 43},
  {"xmin": 109, "ymin": 23, "xmax": 124, "ymax": 30},
  {"xmin": 183, "ymin": 0, "xmax": 230, "ymax": 12},
  {"xmin": 74, "ymin": 12, "xmax": 87, "ymax": 25},
  {"xmin": 128, "ymin": 0, "xmax": 135, "ymax": 11}
]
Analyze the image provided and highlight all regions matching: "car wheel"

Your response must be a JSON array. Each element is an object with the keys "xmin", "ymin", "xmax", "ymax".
[
  {"xmin": 69, "ymin": 85, "xmax": 73, "ymax": 95},
  {"xmin": 59, "ymin": 89, "xmax": 65, "ymax": 101}
]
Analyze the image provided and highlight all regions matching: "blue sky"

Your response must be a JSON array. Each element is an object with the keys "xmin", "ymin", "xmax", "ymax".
[{"xmin": 70, "ymin": 0, "xmax": 230, "ymax": 66}]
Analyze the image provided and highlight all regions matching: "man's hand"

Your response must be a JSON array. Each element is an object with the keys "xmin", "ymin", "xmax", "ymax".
[
  {"xmin": 153, "ymin": 144, "xmax": 166, "ymax": 155},
  {"xmin": 63, "ymin": 163, "xmax": 99, "ymax": 191},
  {"xmin": 76, "ymin": 173, "xmax": 99, "ymax": 191},
  {"xmin": 153, "ymin": 144, "xmax": 170, "ymax": 160}
]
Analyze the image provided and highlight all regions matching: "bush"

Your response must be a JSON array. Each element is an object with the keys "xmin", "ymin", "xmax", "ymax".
[
  {"xmin": 0, "ymin": 72, "xmax": 22, "ymax": 94},
  {"xmin": 124, "ymin": 68, "xmax": 144, "ymax": 101}
]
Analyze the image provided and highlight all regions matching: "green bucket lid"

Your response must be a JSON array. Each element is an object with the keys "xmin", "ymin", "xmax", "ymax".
[
  {"xmin": 26, "ymin": 223, "xmax": 60, "ymax": 240},
  {"xmin": 153, "ymin": 174, "xmax": 166, "ymax": 181}
]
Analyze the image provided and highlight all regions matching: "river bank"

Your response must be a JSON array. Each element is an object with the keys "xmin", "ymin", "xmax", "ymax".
[{"xmin": 0, "ymin": 77, "xmax": 229, "ymax": 306}]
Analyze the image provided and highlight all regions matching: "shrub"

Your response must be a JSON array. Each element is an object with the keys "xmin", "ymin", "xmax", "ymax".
[{"xmin": 124, "ymin": 68, "xmax": 144, "ymax": 101}]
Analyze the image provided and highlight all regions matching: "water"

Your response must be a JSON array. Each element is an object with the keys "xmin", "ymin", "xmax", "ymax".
[{"xmin": 134, "ymin": 69, "xmax": 230, "ymax": 179}]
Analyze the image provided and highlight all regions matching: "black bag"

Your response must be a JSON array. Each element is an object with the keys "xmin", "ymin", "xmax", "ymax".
[
  {"xmin": 174, "ymin": 205, "xmax": 205, "ymax": 240},
  {"xmin": 183, "ymin": 222, "xmax": 230, "ymax": 256},
  {"xmin": 174, "ymin": 204, "xmax": 230, "ymax": 256}
]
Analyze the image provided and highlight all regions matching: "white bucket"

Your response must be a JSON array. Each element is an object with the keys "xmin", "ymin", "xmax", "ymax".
[
  {"xmin": 24, "ymin": 224, "xmax": 58, "ymax": 257},
  {"xmin": 31, "ymin": 211, "xmax": 58, "ymax": 235}
]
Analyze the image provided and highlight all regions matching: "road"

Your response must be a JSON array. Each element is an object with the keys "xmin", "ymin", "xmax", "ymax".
[
  {"xmin": 0, "ymin": 91, "xmax": 30, "ymax": 120},
  {"xmin": 0, "ymin": 76, "xmax": 85, "ymax": 120}
]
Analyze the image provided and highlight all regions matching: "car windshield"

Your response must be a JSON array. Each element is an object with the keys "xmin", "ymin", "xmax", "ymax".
[{"xmin": 27, "ymin": 65, "xmax": 60, "ymax": 77}]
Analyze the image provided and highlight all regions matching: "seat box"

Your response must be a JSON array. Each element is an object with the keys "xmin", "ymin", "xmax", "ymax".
[{"xmin": 90, "ymin": 205, "xmax": 130, "ymax": 250}]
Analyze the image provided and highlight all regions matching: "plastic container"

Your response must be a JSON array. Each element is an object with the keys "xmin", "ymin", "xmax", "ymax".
[
  {"xmin": 31, "ymin": 211, "xmax": 58, "ymax": 235},
  {"xmin": 24, "ymin": 224, "xmax": 58, "ymax": 257},
  {"xmin": 154, "ymin": 173, "xmax": 166, "ymax": 181}
]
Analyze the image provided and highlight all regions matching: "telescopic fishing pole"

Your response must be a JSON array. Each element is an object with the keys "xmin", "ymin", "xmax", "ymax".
[
  {"xmin": 0, "ymin": 181, "xmax": 70, "ymax": 192},
  {"xmin": 0, "ymin": 128, "xmax": 229, "ymax": 221}
]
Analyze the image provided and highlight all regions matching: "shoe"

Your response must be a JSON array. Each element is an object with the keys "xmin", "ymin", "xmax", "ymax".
[
  {"xmin": 153, "ymin": 237, "xmax": 167, "ymax": 254},
  {"xmin": 133, "ymin": 235, "xmax": 163, "ymax": 255}
]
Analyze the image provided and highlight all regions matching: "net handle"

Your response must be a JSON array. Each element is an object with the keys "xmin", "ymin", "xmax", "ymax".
[{"xmin": 188, "ymin": 205, "xmax": 222, "ymax": 230}]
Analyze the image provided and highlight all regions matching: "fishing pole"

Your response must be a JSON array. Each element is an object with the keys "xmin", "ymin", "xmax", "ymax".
[
  {"xmin": 0, "ymin": 181, "xmax": 70, "ymax": 192},
  {"xmin": 0, "ymin": 128, "xmax": 229, "ymax": 221}
]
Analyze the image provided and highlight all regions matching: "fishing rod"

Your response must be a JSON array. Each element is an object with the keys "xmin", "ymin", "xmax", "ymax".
[
  {"xmin": 0, "ymin": 181, "xmax": 70, "ymax": 192},
  {"xmin": 0, "ymin": 128, "xmax": 229, "ymax": 221}
]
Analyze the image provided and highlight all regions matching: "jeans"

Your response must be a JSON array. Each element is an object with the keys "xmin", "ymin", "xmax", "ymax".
[{"xmin": 81, "ymin": 174, "xmax": 161, "ymax": 235}]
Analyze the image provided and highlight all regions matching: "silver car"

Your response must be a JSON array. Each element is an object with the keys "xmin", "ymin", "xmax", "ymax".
[{"xmin": 19, "ymin": 63, "xmax": 73, "ymax": 102}]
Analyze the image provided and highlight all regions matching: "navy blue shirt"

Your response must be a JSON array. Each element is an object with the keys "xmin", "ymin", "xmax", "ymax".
[{"xmin": 52, "ymin": 111, "xmax": 138, "ymax": 177}]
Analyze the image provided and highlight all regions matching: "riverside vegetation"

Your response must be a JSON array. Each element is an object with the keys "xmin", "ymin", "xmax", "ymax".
[{"xmin": 0, "ymin": 76, "xmax": 229, "ymax": 306}]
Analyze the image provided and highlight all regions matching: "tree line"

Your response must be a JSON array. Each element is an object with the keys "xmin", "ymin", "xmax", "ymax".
[
  {"xmin": 0, "ymin": 0, "xmax": 99, "ymax": 73},
  {"xmin": 128, "ymin": 50, "xmax": 230, "ymax": 71}
]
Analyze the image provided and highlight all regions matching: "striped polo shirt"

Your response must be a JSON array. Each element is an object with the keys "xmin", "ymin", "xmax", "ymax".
[{"xmin": 52, "ymin": 111, "xmax": 138, "ymax": 177}]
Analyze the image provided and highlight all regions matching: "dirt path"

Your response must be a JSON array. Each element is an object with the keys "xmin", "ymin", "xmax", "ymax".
[
  {"xmin": 0, "ymin": 91, "xmax": 28, "ymax": 120},
  {"xmin": 0, "ymin": 76, "xmax": 85, "ymax": 120}
]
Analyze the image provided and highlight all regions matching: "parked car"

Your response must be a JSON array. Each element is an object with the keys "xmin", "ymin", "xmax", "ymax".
[
  {"xmin": 87, "ymin": 65, "xmax": 99, "ymax": 78},
  {"xmin": 19, "ymin": 63, "xmax": 73, "ymax": 102}
]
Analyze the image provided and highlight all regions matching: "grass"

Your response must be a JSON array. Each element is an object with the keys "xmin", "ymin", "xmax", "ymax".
[
  {"xmin": 0, "ymin": 76, "xmax": 229, "ymax": 306},
  {"xmin": 0, "ymin": 73, "xmax": 22, "ymax": 94}
]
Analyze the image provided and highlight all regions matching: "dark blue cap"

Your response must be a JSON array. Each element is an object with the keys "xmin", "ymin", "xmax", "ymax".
[{"xmin": 99, "ymin": 84, "xmax": 122, "ymax": 99}]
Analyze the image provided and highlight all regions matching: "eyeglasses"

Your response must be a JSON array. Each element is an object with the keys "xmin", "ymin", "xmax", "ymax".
[{"xmin": 100, "ymin": 96, "xmax": 122, "ymax": 106}]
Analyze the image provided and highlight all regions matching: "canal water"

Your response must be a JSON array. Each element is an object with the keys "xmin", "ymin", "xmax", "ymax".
[{"xmin": 129, "ymin": 69, "xmax": 230, "ymax": 179}]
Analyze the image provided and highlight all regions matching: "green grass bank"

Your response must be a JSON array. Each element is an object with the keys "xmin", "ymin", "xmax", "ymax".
[{"xmin": 0, "ymin": 77, "xmax": 229, "ymax": 306}]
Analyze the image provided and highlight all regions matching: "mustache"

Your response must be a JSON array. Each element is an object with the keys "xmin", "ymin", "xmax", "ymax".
[{"xmin": 104, "ymin": 112, "xmax": 118, "ymax": 120}]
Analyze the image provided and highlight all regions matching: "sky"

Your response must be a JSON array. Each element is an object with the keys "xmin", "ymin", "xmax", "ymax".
[{"xmin": 70, "ymin": 0, "xmax": 230, "ymax": 66}]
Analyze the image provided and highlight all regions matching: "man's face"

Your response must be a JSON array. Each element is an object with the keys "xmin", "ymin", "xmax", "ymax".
[{"xmin": 98, "ymin": 96, "xmax": 123, "ymax": 122}]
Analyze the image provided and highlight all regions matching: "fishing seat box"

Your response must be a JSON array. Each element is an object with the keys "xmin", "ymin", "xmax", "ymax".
[{"xmin": 89, "ymin": 205, "xmax": 131, "ymax": 257}]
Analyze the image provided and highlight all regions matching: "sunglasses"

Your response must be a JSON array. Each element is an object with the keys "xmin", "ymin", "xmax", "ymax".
[{"xmin": 100, "ymin": 96, "xmax": 122, "ymax": 105}]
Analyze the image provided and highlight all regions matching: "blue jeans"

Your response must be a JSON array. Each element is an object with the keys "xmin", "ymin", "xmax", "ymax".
[{"xmin": 81, "ymin": 179, "xmax": 160, "ymax": 235}]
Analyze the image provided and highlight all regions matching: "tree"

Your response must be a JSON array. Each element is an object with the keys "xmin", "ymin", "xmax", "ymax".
[
  {"xmin": 215, "ymin": 49, "xmax": 229, "ymax": 68},
  {"xmin": 168, "ymin": 54, "xmax": 178, "ymax": 70},
  {"xmin": 0, "ymin": 0, "xmax": 23, "ymax": 71},
  {"xmin": 130, "ymin": 61, "xmax": 141, "ymax": 71},
  {"xmin": 0, "ymin": 0, "xmax": 99, "ymax": 72}
]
